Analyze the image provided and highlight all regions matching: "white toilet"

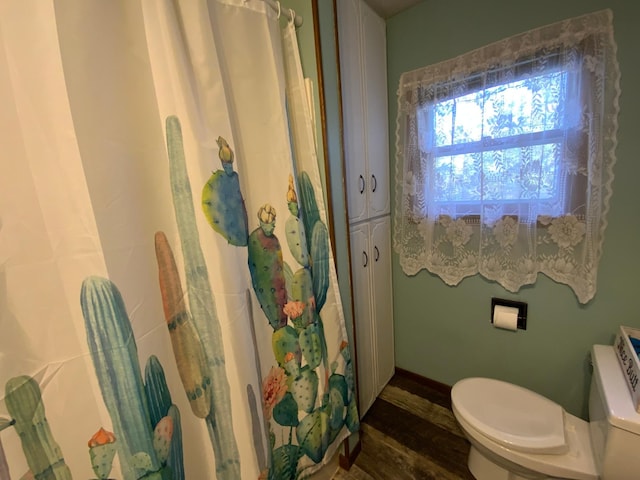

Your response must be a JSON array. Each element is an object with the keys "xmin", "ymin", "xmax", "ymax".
[{"xmin": 451, "ymin": 345, "xmax": 640, "ymax": 479}]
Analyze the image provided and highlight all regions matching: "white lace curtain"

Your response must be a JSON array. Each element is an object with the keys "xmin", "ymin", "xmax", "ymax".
[{"xmin": 393, "ymin": 9, "xmax": 621, "ymax": 303}]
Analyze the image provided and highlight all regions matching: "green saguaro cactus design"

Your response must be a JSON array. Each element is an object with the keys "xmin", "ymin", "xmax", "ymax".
[
  {"xmin": 81, "ymin": 276, "xmax": 171, "ymax": 480},
  {"xmin": 0, "ymin": 417, "xmax": 13, "ymax": 480},
  {"xmin": 202, "ymin": 136, "xmax": 249, "ymax": 246},
  {"xmin": 165, "ymin": 115, "xmax": 240, "ymax": 479},
  {"xmin": 298, "ymin": 172, "xmax": 330, "ymax": 312},
  {"xmin": 155, "ymin": 231, "xmax": 212, "ymax": 419},
  {"xmin": 5, "ymin": 376, "xmax": 72, "ymax": 480},
  {"xmin": 144, "ymin": 356, "xmax": 174, "ymax": 429},
  {"xmin": 144, "ymin": 356, "xmax": 185, "ymax": 480}
]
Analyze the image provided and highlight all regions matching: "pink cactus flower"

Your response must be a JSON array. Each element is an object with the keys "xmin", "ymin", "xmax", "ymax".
[
  {"xmin": 88, "ymin": 427, "xmax": 116, "ymax": 448},
  {"xmin": 262, "ymin": 366, "xmax": 288, "ymax": 419},
  {"xmin": 283, "ymin": 301, "xmax": 305, "ymax": 319}
]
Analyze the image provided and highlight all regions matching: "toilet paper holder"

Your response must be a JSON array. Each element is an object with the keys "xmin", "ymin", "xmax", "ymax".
[{"xmin": 491, "ymin": 297, "xmax": 527, "ymax": 330}]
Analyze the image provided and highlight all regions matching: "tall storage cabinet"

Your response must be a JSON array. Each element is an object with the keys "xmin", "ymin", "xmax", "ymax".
[
  {"xmin": 349, "ymin": 218, "xmax": 394, "ymax": 415},
  {"xmin": 337, "ymin": 0, "xmax": 394, "ymax": 417}
]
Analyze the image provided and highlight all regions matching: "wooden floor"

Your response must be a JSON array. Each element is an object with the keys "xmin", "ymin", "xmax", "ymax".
[{"xmin": 333, "ymin": 370, "xmax": 474, "ymax": 480}]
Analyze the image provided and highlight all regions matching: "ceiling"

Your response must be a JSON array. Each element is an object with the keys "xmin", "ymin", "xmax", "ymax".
[{"xmin": 364, "ymin": 0, "xmax": 423, "ymax": 19}]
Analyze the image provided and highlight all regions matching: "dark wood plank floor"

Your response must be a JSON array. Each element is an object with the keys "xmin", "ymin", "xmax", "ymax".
[{"xmin": 334, "ymin": 370, "xmax": 474, "ymax": 480}]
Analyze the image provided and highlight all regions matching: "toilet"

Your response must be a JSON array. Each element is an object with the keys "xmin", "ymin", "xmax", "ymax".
[{"xmin": 451, "ymin": 345, "xmax": 640, "ymax": 479}]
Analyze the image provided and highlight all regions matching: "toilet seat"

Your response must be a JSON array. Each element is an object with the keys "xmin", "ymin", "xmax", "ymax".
[
  {"xmin": 453, "ymin": 405, "xmax": 598, "ymax": 480},
  {"xmin": 452, "ymin": 377, "xmax": 598, "ymax": 480},
  {"xmin": 452, "ymin": 377, "xmax": 568, "ymax": 454}
]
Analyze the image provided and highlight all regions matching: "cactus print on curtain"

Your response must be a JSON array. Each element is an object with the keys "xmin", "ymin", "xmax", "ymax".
[
  {"xmin": 162, "ymin": 116, "xmax": 359, "ymax": 479},
  {"xmin": 1, "ymin": 0, "xmax": 356, "ymax": 479}
]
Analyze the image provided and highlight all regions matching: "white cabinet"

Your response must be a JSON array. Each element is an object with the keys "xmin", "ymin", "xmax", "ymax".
[
  {"xmin": 349, "ymin": 218, "xmax": 394, "ymax": 415},
  {"xmin": 338, "ymin": 0, "xmax": 394, "ymax": 418},
  {"xmin": 336, "ymin": 0, "xmax": 395, "ymax": 416},
  {"xmin": 338, "ymin": 0, "xmax": 390, "ymax": 224}
]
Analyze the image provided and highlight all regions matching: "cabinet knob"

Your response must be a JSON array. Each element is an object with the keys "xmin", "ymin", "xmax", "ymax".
[
  {"xmin": 371, "ymin": 174, "xmax": 377, "ymax": 192},
  {"xmin": 362, "ymin": 251, "xmax": 368, "ymax": 267},
  {"xmin": 374, "ymin": 245, "xmax": 380, "ymax": 262},
  {"xmin": 359, "ymin": 175, "xmax": 365, "ymax": 194}
]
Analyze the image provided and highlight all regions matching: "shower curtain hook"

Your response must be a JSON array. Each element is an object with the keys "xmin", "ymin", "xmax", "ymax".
[
  {"xmin": 289, "ymin": 8, "xmax": 295, "ymax": 25},
  {"xmin": 276, "ymin": 1, "xmax": 281, "ymax": 19}
]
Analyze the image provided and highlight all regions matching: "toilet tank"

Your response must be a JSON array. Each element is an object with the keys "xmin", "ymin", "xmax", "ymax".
[{"xmin": 589, "ymin": 344, "xmax": 640, "ymax": 478}]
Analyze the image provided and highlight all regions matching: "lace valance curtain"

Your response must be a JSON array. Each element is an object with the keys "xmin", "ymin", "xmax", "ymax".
[{"xmin": 393, "ymin": 9, "xmax": 621, "ymax": 304}]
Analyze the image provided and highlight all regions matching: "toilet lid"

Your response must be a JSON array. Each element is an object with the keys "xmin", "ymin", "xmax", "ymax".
[{"xmin": 452, "ymin": 377, "xmax": 568, "ymax": 454}]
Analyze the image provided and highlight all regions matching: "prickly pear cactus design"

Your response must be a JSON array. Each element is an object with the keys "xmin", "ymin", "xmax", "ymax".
[
  {"xmin": 248, "ymin": 204, "xmax": 288, "ymax": 330},
  {"xmin": 244, "ymin": 170, "xmax": 362, "ymax": 478},
  {"xmin": 289, "ymin": 367, "xmax": 318, "ymax": 414},
  {"xmin": 152, "ymin": 416, "xmax": 173, "ymax": 465},
  {"xmin": 272, "ymin": 326, "xmax": 302, "ymax": 371},
  {"xmin": 169, "ymin": 109, "xmax": 358, "ymax": 477},
  {"xmin": 202, "ymin": 136, "xmax": 249, "ymax": 246},
  {"xmin": 255, "ymin": 171, "xmax": 360, "ymax": 478},
  {"xmin": 299, "ymin": 323, "xmax": 323, "ymax": 370},
  {"xmin": 339, "ymin": 342, "xmax": 360, "ymax": 433},
  {"xmin": 88, "ymin": 427, "xmax": 117, "ymax": 480},
  {"xmin": 5, "ymin": 375, "xmax": 72, "ymax": 480},
  {"xmin": 285, "ymin": 174, "xmax": 309, "ymax": 267},
  {"xmin": 295, "ymin": 409, "xmax": 330, "ymax": 464}
]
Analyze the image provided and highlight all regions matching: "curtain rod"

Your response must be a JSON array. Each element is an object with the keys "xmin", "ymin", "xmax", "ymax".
[{"xmin": 263, "ymin": 0, "xmax": 303, "ymax": 27}]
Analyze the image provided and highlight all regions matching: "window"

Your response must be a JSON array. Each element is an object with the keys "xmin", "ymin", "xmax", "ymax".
[
  {"xmin": 416, "ymin": 51, "xmax": 585, "ymax": 222},
  {"xmin": 394, "ymin": 10, "xmax": 620, "ymax": 303}
]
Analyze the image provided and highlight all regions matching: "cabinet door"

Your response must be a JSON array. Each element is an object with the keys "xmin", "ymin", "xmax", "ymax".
[
  {"xmin": 370, "ymin": 216, "xmax": 394, "ymax": 390},
  {"xmin": 361, "ymin": 3, "xmax": 390, "ymax": 218},
  {"xmin": 338, "ymin": 0, "xmax": 368, "ymax": 224},
  {"xmin": 349, "ymin": 223, "xmax": 376, "ymax": 416}
]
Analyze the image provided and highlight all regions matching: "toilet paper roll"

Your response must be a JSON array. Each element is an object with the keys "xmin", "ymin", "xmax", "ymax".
[{"xmin": 493, "ymin": 305, "xmax": 519, "ymax": 331}]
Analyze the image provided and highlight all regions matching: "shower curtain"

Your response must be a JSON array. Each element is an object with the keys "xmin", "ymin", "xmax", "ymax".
[{"xmin": 0, "ymin": 1, "xmax": 358, "ymax": 479}]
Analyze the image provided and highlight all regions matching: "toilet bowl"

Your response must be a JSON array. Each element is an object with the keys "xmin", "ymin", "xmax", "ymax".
[
  {"xmin": 451, "ymin": 345, "xmax": 640, "ymax": 479},
  {"xmin": 452, "ymin": 377, "xmax": 597, "ymax": 480}
]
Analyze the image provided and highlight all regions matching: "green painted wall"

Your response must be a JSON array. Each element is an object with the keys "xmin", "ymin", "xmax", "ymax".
[{"xmin": 387, "ymin": 0, "xmax": 640, "ymax": 419}]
